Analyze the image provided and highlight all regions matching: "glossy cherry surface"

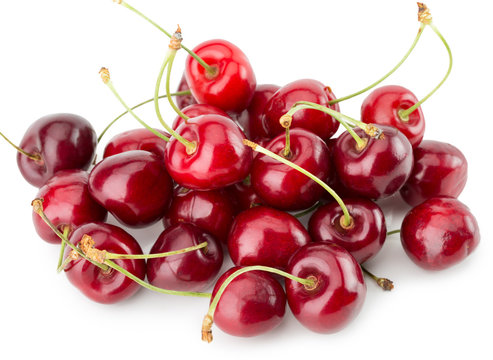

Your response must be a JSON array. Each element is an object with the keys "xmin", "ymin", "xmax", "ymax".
[
  {"xmin": 172, "ymin": 104, "xmax": 230, "ymax": 130},
  {"xmin": 147, "ymin": 223, "xmax": 223, "ymax": 292},
  {"xmin": 89, "ymin": 150, "xmax": 173, "ymax": 227},
  {"xmin": 228, "ymin": 178, "xmax": 263, "ymax": 213},
  {"xmin": 164, "ymin": 114, "xmax": 252, "ymax": 190},
  {"xmin": 325, "ymin": 138, "xmax": 352, "ymax": 200},
  {"xmin": 176, "ymin": 73, "xmax": 198, "ymax": 109},
  {"xmin": 228, "ymin": 206, "xmax": 311, "ymax": 270},
  {"xmin": 103, "ymin": 128, "xmax": 169, "ymax": 159},
  {"xmin": 33, "ymin": 170, "xmax": 108, "ymax": 244},
  {"xmin": 400, "ymin": 197, "xmax": 479, "ymax": 270},
  {"xmin": 17, "ymin": 113, "xmax": 97, "ymax": 187},
  {"xmin": 262, "ymin": 79, "xmax": 340, "ymax": 141},
  {"xmin": 308, "ymin": 198, "xmax": 386, "ymax": 263},
  {"xmin": 185, "ymin": 39, "xmax": 256, "ymax": 112},
  {"xmin": 211, "ymin": 266, "xmax": 286, "ymax": 337},
  {"xmin": 285, "ymin": 242, "xmax": 366, "ymax": 333},
  {"xmin": 333, "ymin": 125, "xmax": 413, "ymax": 199},
  {"xmin": 361, "ymin": 85, "xmax": 425, "ymax": 148},
  {"xmin": 400, "ymin": 140, "xmax": 467, "ymax": 206},
  {"xmin": 251, "ymin": 128, "xmax": 330, "ymax": 211}
]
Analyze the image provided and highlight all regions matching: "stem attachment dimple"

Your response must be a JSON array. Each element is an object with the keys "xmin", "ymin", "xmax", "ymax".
[{"xmin": 0, "ymin": 131, "xmax": 42, "ymax": 162}]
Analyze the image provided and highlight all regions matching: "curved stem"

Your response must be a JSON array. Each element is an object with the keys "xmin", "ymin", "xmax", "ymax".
[
  {"xmin": 0, "ymin": 131, "xmax": 41, "ymax": 161},
  {"xmin": 106, "ymin": 241, "xmax": 208, "ymax": 260},
  {"xmin": 166, "ymin": 52, "xmax": 190, "ymax": 122},
  {"xmin": 387, "ymin": 229, "xmax": 401, "ymax": 236},
  {"xmin": 56, "ymin": 226, "xmax": 71, "ymax": 270},
  {"xmin": 293, "ymin": 201, "xmax": 323, "ymax": 218},
  {"xmin": 283, "ymin": 127, "xmax": 291, "ymax": 157},
  {"xmin": 362, "ymin": 266, "xmax": 394, "ymax": 291}
]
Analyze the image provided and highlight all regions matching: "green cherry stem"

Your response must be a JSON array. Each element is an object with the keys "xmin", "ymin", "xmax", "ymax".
[
  {"xmin": 279, "ymin": 115, "xmax": 292, "ymax": 157},
  {"xmin": 105, "ymin": 241, "xmax": 208, "ymax": 260},
  {"xmin": 387, "ymin": 229, "xmax": 401, "ymax": 236},
  {"xmin": 361, "ymin": 266, "xmax": 394, "ymax": 291},
  {"xmin": 166, "ymin": 49, "xmax": 190, "ymax": 122},
  {"xmin": 0, "ymin": 131, "xmax": 41, "ymax": 161},
  {"xmin": 293, "ymin": 201, "xmax": 323, "ymax": 218},
  {"xmin": 56, "ymin": 226, "xmax": 71, "ymax": 270}
]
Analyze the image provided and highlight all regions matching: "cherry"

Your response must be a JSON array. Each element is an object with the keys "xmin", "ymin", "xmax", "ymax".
[
  {"xmin": 88, "ymin": 150, "xmax": 173, "ymax": 227},
  {"xmin": 103, "ymin": 128, "xmax": 170, "ymax": 159},
  {"xmin": 33, "ymin": 170, "xmax": 108, "ymax": 244},
  {"xmin": 147, "ymin": 223, "xmax": 223, "ymax": 292},
  {"xmin": 16, "ymin": 113, "xmax": 97, "ymax": 188},
  {"xmin": 228, "ymin": 206, "xmax": 311, "ymax": 271},
  {"xmin": 308, "ymin": 198, "xmax": 386, "ymax": 263},
  {"xmin": 176, "ymin": 73, "xmax": 198, "ymax": 109},
  {"xmin": 164, "ymin": 114, "xmax": 252, "ymax": 190},
  {"xmin": 400, "ymin": 140, "xmax": 467, "ymax": 206},
  {"xmin": 285, "ymin": 242, "xmax": 366, "ymax": 333},
  {"xmin": 171, "ymin": 104, "xmax": 230, "ymax": 130},
  {"xmin": 185, "ymin": 39, "xmax": 256, "ymax": 112},
  {"xmin": 262, "ymin": 79, "xmax": 340, "ymax": 141},
  {"xmin": 64, "ymin": 222, "xmax": 146, "ymax": 304},
  {"xmin": 163, "ymin": 187, "xmax": 235, "ymax": 245},
  {"xmin": 227, "ymin": 178, "xmax": 264, "ymax": 213},
  {"xmin": 400, "ymin": 197, "xmax": 479, "ymax": 270},
  {"xmin": 325, "ymin": 138, "xmax": 353, "ymax": 200},
  {"xmin": 333, "ymin": 125, "xmax": 413, "ymax": 199}
]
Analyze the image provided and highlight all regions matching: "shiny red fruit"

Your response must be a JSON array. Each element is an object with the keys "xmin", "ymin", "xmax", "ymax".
[
  {"xmin": 172, "ymin": 104, "xmax": 230, "ymax": 130},
  {"xmin": 227, "ymin": 178, "xmax": 263, "ymax": 213},
  {"xmin": 103, "ymin": 128, "xmax": 169, "ymax": 159},
  {"xmin": 176, "ymin": 73, "xmax": 198, "ymax": 109}
]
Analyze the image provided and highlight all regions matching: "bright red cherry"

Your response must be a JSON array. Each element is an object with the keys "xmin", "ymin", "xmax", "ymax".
[
  {"xmin": 172, "ymin": 104, "xmax": 230, "ymax": 130},
  {"xmin": 227, "ymin": 178, "xmax": 263, "ymax": 213},
  {"xmin": 400, "ymin": 140, "xmax": 467, "ymax": 206},
  {"xmin": 176, "ymin": 73, "xmax": 198, "ymax": 109},
  {"xmin": 211, "ymin": 266, "xmax": 286, "ymax": 337},
  {"xmin": 401, "ymin": 197, "xmax": 479, "ymax": 270},
  {"xmin": 89, "ymin": 150, "xmax": 173, "ymax": 227},
  {"xmin": 228, "ymin": 206, "xmax": 311, "ymax": 271},
  {"xmin": 325, "ymin": 138, "xmax": 352, "ymax": 200},
  {"xmin": 17, "ymin": 113, "xmax": 97, "ymax": 187},
  {"xmin": 164, "ymin": 114, "xmax": 252, "ymax": 190},
  {"xmin": 147, "ymin": 223, "xmax": 223, "ymax": 292},
  {"xmin": 64, "ymin": 222, "xmax": 146, "ymax": 304},
  {"xmin": 33, "ymin": 170, "xmax": 108, "ymax": 244},
  {"xmin": 361, "ymin": 85, "xmax": 425, "ymax": 148},
  {"xmin": 185, "ymin": 39, "xmax": 256, "ymax": 112},
  {"xmin": 285, "ymin": 242, "xmax": 366, "ymax": 333},
  {"xmin": 103, "ymin": 128, "xmax": 169, "ymax": 159}
]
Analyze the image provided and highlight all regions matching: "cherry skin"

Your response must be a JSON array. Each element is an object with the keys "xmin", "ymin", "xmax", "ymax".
[
  {"xmin": 333, "ymin": 125, "xmax": 413, "ymax": 199},
  {"xmin": 163, "ymin": 187, "xmax": 235, "ymax": 245},
  {"xmin": 285, "ymin": 242, "xmax": 366, "ymax": 333},
  {"xmin": 227, "ymin": 178, "xmax": 264, "ymax": 213},
  {"xmin": 400, "ymin": 197, "xmax": 480, "ymax": 270},
  {"xmin": 171, "ymin": 103, "xmax": 230, "ymax": 130},
  {"xmin": 228, "ymin": 206, "xmax": 311, "ymax": 271},
  {"xmin": 89, "ymin": 150, "xmax": 173, "ymax": 227},
  {"xmin": 262, "ymin": 79, "xmax": 340, "ymax": 142},
  {"xmin": 308, "ymin": 198, "xmax": 386, "ymax": 263},
  {"xmin": 211, "ymin": 266, "xmax": 286, "ymax": 338},
  {"xmin": 400, "ymin": 140, "xmax": 467, "ymax": 206},
  {"xmin": 103, "ymin": 128, "xmax": 169, "ymax": 159},
  {"xmin": 325, "ymin": 138, "xmax": 353, "ymax": 200},
  {"xmin": 185, "ymin": 39, "xmax": 256, "ymax": 112},
  {"xmin": 147, "ymin": 223, "xmax": 223, "ymax": 292},
  {"xmin": 361, "ymin": 85, "xmax": 425, "ymax": 148},
  {"xmin": 176, "ymin": 73, "xmax": 198, "ymax": 109},
  {"xmin": 64, "ymin": 222, "xmax": 146, "ymax": 304},
  {"xmin": 17, "ymin": 113, "xmax": 97, "ymax": 188},
  {"xmin": 164, "ymin": 114, "xmax": 252, "ymax": 190},
  {"xmin": 33, "ymin": 169, "xmax": 108, "ymax": 244},
  {"xmin": 250, "ymin": 128, "xmax": 331, "ymax": 211}
]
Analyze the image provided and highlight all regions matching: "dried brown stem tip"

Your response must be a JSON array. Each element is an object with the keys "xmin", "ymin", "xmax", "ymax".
[
  {"xmin": 279, "ymin": 114, "xmax": 293, "ymax": 129},
  {"xmin": 365, "ymin": 124, "xmax": 385, "ymax": 140},
  {"xmin": 169, "ymin": 25, "xmax": 183, "ymax": 50},
  {"xmin": 80, "ymin": 234, "xmax": 107, "ymax": 263},
  {"xmin": 417, "ymin": 3, "xmax": 432, "ymax": 24},
  {"xmin": 113, "ymin": 0, "xmax": 123, "ymax": 4},
  {"xmin": 69, "ymin": 250, "xmax": 80, "ymax": 261},
  {"xmin": 243, "ymin": 139, "xmax": 258, "ymax": 151},
  {"xmin": 31, "ymin": 198, "xmax": 44, "ymax": 215},
  {"xmin": 99, "ymin": 67, "xmax": 111, "ymax": 84},
  {"xmin": 201, "ymin": 315, "xmax": 213, "ymax": 343},
  {"xmin": 377, "ymin": 278, "xmax": 394, "ymax": 291}
]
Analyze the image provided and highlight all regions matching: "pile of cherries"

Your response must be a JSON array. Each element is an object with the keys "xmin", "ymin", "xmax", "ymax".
[{"xmin": 2, "ymin": 2, "xmax": 480, "ymax": 342}]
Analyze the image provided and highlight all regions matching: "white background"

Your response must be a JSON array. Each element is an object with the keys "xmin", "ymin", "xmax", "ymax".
[{"xmin": 0, "ymin": 0, "xmax": 491, "ymax": 359}]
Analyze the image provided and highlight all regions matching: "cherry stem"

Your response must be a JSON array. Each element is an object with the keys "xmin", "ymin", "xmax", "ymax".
[
  {"xmin": 56, "ymin": 226, "xmax": 71, "ymax": 270},
  {"xmin": 362, "ymin": 266, "xmax": 394, "ymax": 291},
  {"xmin": 329, "ymin": 23, "xmax": 426, "ymax": 105},
  {"xmin": 387, "ymin": 229, "xmax": 401, "ymax": 236},
  {"xmin": 0, "ymin": 131, "xmax": 41, "ymax": 161},
  {"xmin": 57, "ymin": 255, "xmax": 73, "ymax": 273},
  {"xmin": 243, "ymin": 139, "xmax": 353, "ymax": 227},
  {"xmin": 166, "ymin": 49, "xmax": 190, "ymax": 122},
  {"xmin": 293, "ymin": 201, "xmax": 323, "ymax": 218},
  {"xmin": 97, "ymin": 90, "xmax": 191, "ymax": 143},
  {"xmin": 105, "ymin": 241, "xmax": 208, "ymax": 260}
]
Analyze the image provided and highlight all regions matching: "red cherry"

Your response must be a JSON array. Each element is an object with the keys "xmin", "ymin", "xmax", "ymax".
[
  {"xmin": 325, "ymin": 138, "xmax": 353, "ymax": 200},
  {"xmin": 361, "ymin": 85, "xmax": 425, "ymax": 147},
  {"xmin": 64, "ymin": 222, "xmax": 146, "ymax": 304},
  {"xmin": 211, "ymin": 266, "xmax": 286, "ymax": 337},
  {"xmin": 147, "ymin": 223, "xmax": 223, "ymax": 292},
  {"xmin": 171, "ymin": 104, "xmax": 230, "ymax": 130},
  {"xmin": 89, "ymin": 150, "xmax": 173, "ymax": 227},
  {"xmin": 33, "ymin": 170, "xmax": 108, "ymax": 244},
  {"xmin": 285, "ymin": 242, "xmax": 366, "ymax": 333},
  {"xmin": 17, "ymin": 113, "xmax": 97, "ymax": 187},
  {"xmin": 103, "ymin": 128, "xmax": 169, "ymax": 159},
  {"xmin": 400, "ymin": 140, "xmax": 467, "ymax": 206},
  {"xmin": 228, "ymin": 206, "xmax": 311, "ymax": 271},
  {"xmin": 176, "ymin": 73, "xmax": 198, "ymax": 109},
  {"xmin": 400, "ymin": 197, "xmax": 479, "ymax": 270},
  {"xmin": 185, "ymin": 39, "xmax": 256, "ymax": 112},
  {"xmin": 227, "ymin": 179, "xmax": 263, "ymax": 213}
]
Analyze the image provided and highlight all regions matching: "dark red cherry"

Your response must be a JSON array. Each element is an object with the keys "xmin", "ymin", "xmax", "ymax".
[
  {"xmin": 250, "ymin": 128, "xmax": 330, "ymax": 211},
  {"xmin": 147, "ymin": 223, "xmax": 223, "ymax": 292},
  {"xmin": 325, "ymin": 138, "xmax": 352, "ymax": 200},
  {"xmin": 361, "ymin": 85, "xmax": 425, "ymax": 148},
  {"xmin": 211, "ymin": 266, "xmax": 286, "ymax": 337},
  {"xmin": 285, "ymin": 242, "xmax": 366, "ymax": 333},
  {"xmin": 164, "ymin": 114, "xmax": 252, "ymax": 190},
  {"xmin": 103, "ymin": 128, "xmax": 169, "ymax": 159},
  {"xmin": 228, "ymin": 206, "xmax": 311, "ymax": 271},
  {"xmin": 17, "ymin": 113, "xmax": 97, "ymax": 187},
  {"xmin": 172, "ymin": 104, "xmax": 230, "ymax": 130},
  {"xmin": 308, "ymin": 198, "xmax": 386, "ymax": 263},
  {"xmin": 262, "ymin": 79, "xmax": 340, "ymax": 141},
  {"xmin": 88, "ymin": 150, "xmax": 173, "ymax": 227},
  {"xmin": 163, "ymin": 187, "xmax": 235, "ymax": 244},
  {"xmin": 333, "ymin": 125, "xmax": 413, "ymax": 199},
  {"xmin": 401, "ymin": 197, "xmax": 479, "ymax": 270},
  {"xmin": 227, "ymin": 178, "xmax": 263, "ymax": 213},
  {"xmin": 185, "ymin": 39, "xmax": 256, "ymax": 112},
  {"xmin": 33, "ymin": 170, "xmax": 108, "ymax": 244},
  {"xmin": 176, "ymin": 73, "xmax": 197, "ymax": 109},
  {"xmin": 400, "ymin": 140, "xmax": 467, "ymax": 206},
  {"xmin": 64, "ymin": 222, "xmax": 146, "ymax": 304}
]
